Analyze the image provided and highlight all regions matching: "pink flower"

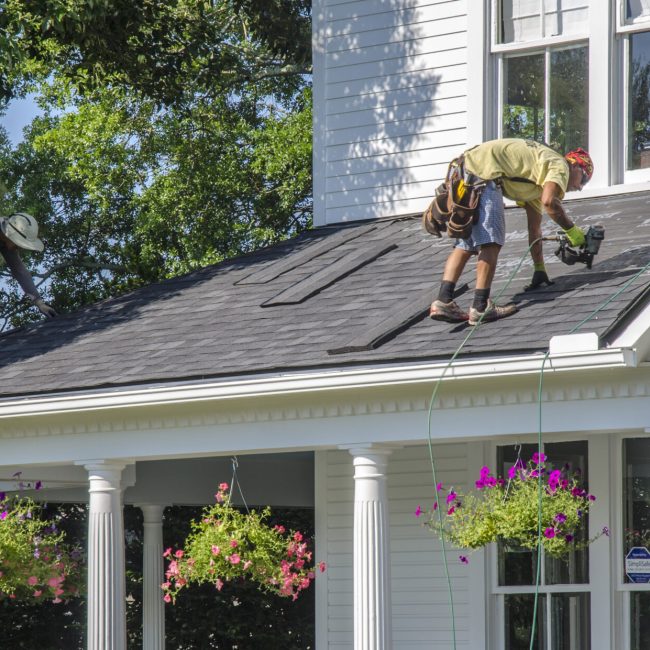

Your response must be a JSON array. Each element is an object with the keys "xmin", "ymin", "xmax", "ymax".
[
  {"xmin": 174, "ymin": 550, "xmax": 184, "ymax": 559},
  {"xmin": 163, "ymin": 594, "xmax": 171, "ymax": 603},
  {"xmin": 229, "ymin": 539, "xmax": 238, "ymax": 548},
  {"xmin": 318, "ymin": 562, "xmax": 327, "ymax": 573},
  {"xmin": 544, "ymin": 527, "xmax": 556, "ymax": 539},
  {"xmin": 216, "ymin": 579, "xmax": 224, "ymax": 591},
  {"xmin": 163, "ymin": 548, "xmax": 172, "ymax": 558},
  {"xmin": 274, "ymin": 525, "xmax": 286, "ymax": 534},
  {"xmin": 27, "ymin": 576, "xmax": 38, "ymax": 586},
  {"xmin": 243, "ymin": 560, "xmax": 252, "ymax": 570},
  {"xmin": 447, "ymin": 506, "xmax": 456, "ymax": 515},
  {"xmin": 414, "ymin": 505, "xmax": 422, "ymax": 518},
  {"xmin": 215, "ymin": 493, "xmax": 224, "ymax": 503},
  {"xmin": 33, "ymin": 590, "xmax": 42, "ymax": 597},
  {"xmin": 211, "ymin": 545, "xmax": 220, "ymax": 556},
  {"xmin": 47, "ymin": 576, "xmax": 62, "ymax": 588},
  {"xmin": 52, "ymin": 597, "xmax": 62, "ymax": 604},
  {"xmin": 161, "ymin": 582, "xmax": 170, "ymax": 589},
  {"xmin": 532, "ymin": 452, "xmax": 547, "ymax": 465},
  {"xmin": 293, "ymin": 532, "xmax": 303, "ymax": 542},
  {"xmin": 219, "ymin": 482, "xmax": 229, "ymax": 491},
  {"xmin": 229, "ymin": 553, "xmax": 241, "ymax": 565}
]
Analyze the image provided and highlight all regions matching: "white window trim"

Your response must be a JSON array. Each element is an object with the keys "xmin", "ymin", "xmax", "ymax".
[{"xmin": 492, "ymin": 33, "xmax": 589, "ymax": 54}]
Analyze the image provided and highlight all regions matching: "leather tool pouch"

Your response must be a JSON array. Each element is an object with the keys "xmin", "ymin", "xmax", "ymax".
[{"xmin": 422, "ymin": 156, "xmax": 486, "ymax": 240}]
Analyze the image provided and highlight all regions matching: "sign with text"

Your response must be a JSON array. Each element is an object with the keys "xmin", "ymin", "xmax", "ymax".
[{"xmin": 626, "ymin": 547, "xmax": 650, "ymax": 583}]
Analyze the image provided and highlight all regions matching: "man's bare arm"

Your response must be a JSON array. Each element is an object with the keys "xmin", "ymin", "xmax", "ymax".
[
  {"xmin": 540, "ymin": 181, "xmax": 574, "ymax": 230},
  {"xmin": 524, "ymin": 204, "xmax": 544, "ymax": 264}
]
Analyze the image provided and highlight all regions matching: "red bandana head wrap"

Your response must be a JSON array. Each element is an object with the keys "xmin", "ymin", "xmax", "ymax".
[{"xmin": 565, "ymin": 147, "xmax": 594, "ymax": 182}]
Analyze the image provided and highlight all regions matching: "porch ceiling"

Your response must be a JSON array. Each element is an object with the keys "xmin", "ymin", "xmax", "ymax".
[{"xmin": 0, "ymin": 191, "xmax": 649, "ymax": 398}]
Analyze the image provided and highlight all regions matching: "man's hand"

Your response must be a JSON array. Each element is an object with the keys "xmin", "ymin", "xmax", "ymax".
[
  {"xmin": 563, "ymin": 224, "xmax": 586, "ymax": 248},
  {"xmin": 524, "ymin": 270, "xmax": 555, "ymax": 291},
  {"xmin": 34, "ymin": 299, "xmax": 57, "ymax": 318}
]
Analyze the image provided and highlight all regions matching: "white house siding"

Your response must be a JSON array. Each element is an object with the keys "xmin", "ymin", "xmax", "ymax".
[
  {"xmin": 314, "ymin": 0, "xmax": 470, "ymax": 225},
  {"xmin": 318, "ymin": 444, "xmax": 474, "ymax": 649}
]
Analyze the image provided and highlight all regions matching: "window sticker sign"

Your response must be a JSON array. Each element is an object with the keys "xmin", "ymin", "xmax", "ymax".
[{"xmin": 626, "ymin": 547, "xmax": 650, "ymax": 583}]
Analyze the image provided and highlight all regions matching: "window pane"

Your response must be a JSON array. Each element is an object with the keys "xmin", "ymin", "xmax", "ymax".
[
  {"xmin": 631, "ymin": 592, "xmax": 650, "ymax": 650},
  {"xmin": 501, "ymin": 0, "xmax": 541, "ymax": 44},
  {"xmin": 544, "ymin": 441, "xmax": 589, "ymax": 585},
  {"xmin": 628, "ymin": 32, "xmax": 650, "ymax": 170},
  {"xmin": 551, "ymin": 593, "xmax": 591, "ymax": 649},
  {"xmin": 503, "ymin": 54, "xmax": 545, "ymax": 143},
  {"xmin": 627, "ymin": 0, "xmax": 650, "ymax": 21},
  {"xmin": 549, "ymin": 47, "xmax": 589, "ymax": 153},
  {"xmin": 623, "ymin": 438, "xmax": 650, "ymax": 582},
  {"xmin": 504, "ymin": 594, "xmax": 547, "ymax": 650},
  {"xmin": 500, "ymin": 0, "xmax": 588, "ymax": 44},
  {"xmin": 498, "ymin": 444, "xmax": 537, "ymax": 586}
]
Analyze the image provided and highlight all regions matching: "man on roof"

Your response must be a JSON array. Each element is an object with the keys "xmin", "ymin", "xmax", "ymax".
[
  {"xmin": 0, "ymin": 212, "xmax": 57, "ymax": 318},
  {"xmin": 426, "ymin": 138, "xmax": 593, "ymax": 325}
]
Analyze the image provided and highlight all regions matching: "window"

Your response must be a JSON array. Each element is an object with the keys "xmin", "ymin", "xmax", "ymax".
[
  {"xmin": 495, "ymin": 441, "xmax": 591, "ymax": 650},
  {"xmin": 497, "ymin": 0, "xmax": 589, "ymax": 45},
  {"xmin": 623, "ymin": 438, "xmax": 650, "ymax": 649},
  {"xmin": 493, "ymin": 2, "xmax": 589, "ymax": 155},
  {"xmin": 627, "ymin": 32, "xmax": 650, "ymax": 170},
  {"xmin": 502, "ymin": 46, "xmax": 589, "ymax": 152},
  {"xmin": 625, "ymin": 0, "xmax": 650, "ymax": 24}
]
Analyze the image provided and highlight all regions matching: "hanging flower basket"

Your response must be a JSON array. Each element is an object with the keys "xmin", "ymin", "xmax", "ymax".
[
  {"xmin": 0, "ymin": 493, "xmax": 83, "ymax": 602},
  {"xmin": 420, "ymin": 453, "xmax": 607, "ymax": 560},
  {"xmin": 162, "ymin": 483, "xmax": 325, "ymax": 603}
]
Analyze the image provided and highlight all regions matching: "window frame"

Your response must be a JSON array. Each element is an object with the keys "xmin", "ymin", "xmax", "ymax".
[
  {"xmin": 617, "ymin": 0, "xmax": 650, "ymax": 31},
  {"xmin": 615, "ymin": 433, "xmax": 650, "ymax": 649},
  {"xmin": 487, "ymin": 434, "xmax": 610, "ymax": 650}
]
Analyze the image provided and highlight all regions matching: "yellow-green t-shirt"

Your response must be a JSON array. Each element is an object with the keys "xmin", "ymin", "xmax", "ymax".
[{"xmin": 462, "ymin": 138, "xmax": 569, "ymax": 214}]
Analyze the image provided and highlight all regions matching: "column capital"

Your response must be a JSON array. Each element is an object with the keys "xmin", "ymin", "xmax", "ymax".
[
  {"xmin": 137, "ymin": 504, "xmax": 166, "ymax": 525},
  {"xmin": 75, "ymin": 459, "xmax": 132, "ymax": 473},
  {"xmin": 340, "ymin": 443, "xmax": 400, "ymax": 457}
]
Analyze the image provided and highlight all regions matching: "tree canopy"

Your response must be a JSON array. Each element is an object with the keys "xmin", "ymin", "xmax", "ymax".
[{"xmin": 0, "ymin": 0, "xmax": 312, "ymax": 328}]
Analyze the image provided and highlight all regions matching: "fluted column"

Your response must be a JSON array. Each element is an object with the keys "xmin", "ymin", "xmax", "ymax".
[
  {"xmin": 348, "ymin": 447, "xmax": 393, "ymax": 650},
  {"xmin": 140, "ymin": 504, "xmax": 165, "ymax": 650},
  {"xmin": 80, "ymin": 461, "xmax": 128, "ymax": 650}
]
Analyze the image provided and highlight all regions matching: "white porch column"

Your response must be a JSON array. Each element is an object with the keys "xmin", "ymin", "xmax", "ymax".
[
  {"xmin": 80, "ymin": 460, "xmax": 128, "ymax": 650},
  {"xmin": 348, "ymin": 446, "xmax": 393, "ymax": 650},
  {"xmin": 139, "ymin": 504, "xmax": 165, "ymax": 650}
]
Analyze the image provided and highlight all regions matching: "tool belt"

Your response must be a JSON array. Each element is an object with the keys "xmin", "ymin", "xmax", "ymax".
[{"xmin": 422, "ymin": 155, "xmax": 488, "ymax": 240}]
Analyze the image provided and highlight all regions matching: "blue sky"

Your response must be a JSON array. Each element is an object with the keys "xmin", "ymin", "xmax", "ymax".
[{"xmin": 2, "ymin": 95, "xmax": 41, "ymax": 145}]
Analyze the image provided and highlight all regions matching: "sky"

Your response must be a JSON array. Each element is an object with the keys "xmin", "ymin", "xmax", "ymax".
[{"xmin": 2, "ymin": 95, "xmax": 41, "ymax": 146}]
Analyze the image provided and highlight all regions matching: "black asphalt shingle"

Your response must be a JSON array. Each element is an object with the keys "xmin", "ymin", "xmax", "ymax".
[{"xmin": 0, "ymin": 191, "xmax": 649, "ymax": 397}]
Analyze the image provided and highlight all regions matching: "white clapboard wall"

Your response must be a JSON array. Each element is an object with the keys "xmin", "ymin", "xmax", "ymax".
[
  {"xmin": 313, "ymin": 0, "xmax": 469, "ymax": 225},
  {"xmin": 318, "ymin": 444, "xmax": 473, "ymax": 649}
]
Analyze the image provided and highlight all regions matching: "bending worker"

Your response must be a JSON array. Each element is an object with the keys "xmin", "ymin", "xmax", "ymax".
[
  {"xmin": 0, "ymin": 212, "xmax": 57, "ymax": 318},
  {"xmin": 428, "ymin": 138, "xmax": 593, "ymax": 325}
]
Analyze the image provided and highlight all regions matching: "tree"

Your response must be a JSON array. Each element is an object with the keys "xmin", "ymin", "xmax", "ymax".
[{"xmin": 0, "ymin": 0, "xmax": 313, "ymax": 328}]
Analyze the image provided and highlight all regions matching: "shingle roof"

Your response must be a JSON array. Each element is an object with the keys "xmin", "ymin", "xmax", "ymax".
[{"xmin": 1, "ymin": 191, "xmax": 650, "ymax": 397}]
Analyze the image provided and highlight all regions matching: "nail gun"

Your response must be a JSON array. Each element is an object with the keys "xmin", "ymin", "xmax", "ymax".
[{"xmin": 543, "ymin": 225, "xmax": 605, "ymax": 270}]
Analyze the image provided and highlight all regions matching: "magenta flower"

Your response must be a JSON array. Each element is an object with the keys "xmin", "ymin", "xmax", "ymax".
[
  {"xmin": 229, "ymin": 553, "xmax": 241, "ymax": 565},
  {"xmin": 436, "ymin": 482, "xmax": 443, "ymax": 491},
  {"xmin": 532, "ymin": 452, "xmax": 547, "ymax": 465},
  {"xmin": 446, "ymin": 491, "xmax": 457, "ymax": 504},
  {"xmin": 447, "ymin": 506, "xmax": 456, "ymax": 515},
  {"xmin": 554, "ymin": 513, "xmax": 567, "ymax": 524},
  {"xmin": 459, "ymin": 555, "xmax": 469, "ymax": 564},
  {"xmin": 588, "ymin": 494, "xmax": 596, "ymax": 502},
  {"xmin": 544, "ymin": 527, "xmax": 556, "ymax": 539},
  {"xmin": 432, "ymin": 502, "xmax": 438, "ymax": 511},
  {"xmin": 0, "ymin": 511, "xmax": 7, "ymax": 520},
  {"xmin": 602, "ymin": 526, "xmax": 610, "ymax": 536},
  {"xmin": 565, "ymin": 534, "xmax": 574, "ymax": 543},
  {"xmin": 479, "ymin": 466, "xmax": 491, "ymax": 479},
  {"xmin": 414, "ymin": 505, "xmax": 423, "ymax": 518}
]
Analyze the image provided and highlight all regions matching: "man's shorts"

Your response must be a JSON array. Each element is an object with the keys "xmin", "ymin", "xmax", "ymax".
[{"xmin": 455, "ymin": 181, "xmax": 505, "ymax": 252}]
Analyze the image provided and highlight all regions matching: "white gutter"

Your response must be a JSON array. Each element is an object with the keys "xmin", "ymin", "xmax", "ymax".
[{"xmin": 0, "ymin": 343, "xmax": 635, "ymax": 419}]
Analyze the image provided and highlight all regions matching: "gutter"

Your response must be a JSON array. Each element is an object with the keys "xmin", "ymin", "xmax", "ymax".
[{"xmin": 0, "ymin": 336, "xmax": 635, "ymax": 419}]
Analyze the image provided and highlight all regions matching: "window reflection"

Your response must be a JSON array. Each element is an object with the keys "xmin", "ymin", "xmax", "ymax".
[
  {"xmin": 503, "ymin": 47, "xmax": 588, "ymax": 154},
  {"xmin": 628, "ymin": 32, "xmax": 650, "ymax": 170},
  {"xmin": 504, "ymin": 594, "xmax": 546, "ymax": 650}
]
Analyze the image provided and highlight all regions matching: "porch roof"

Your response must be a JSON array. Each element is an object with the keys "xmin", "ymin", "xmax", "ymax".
[{"xmin": 0, "ymin": 191, "xmax": 649, "ymax": 397}]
